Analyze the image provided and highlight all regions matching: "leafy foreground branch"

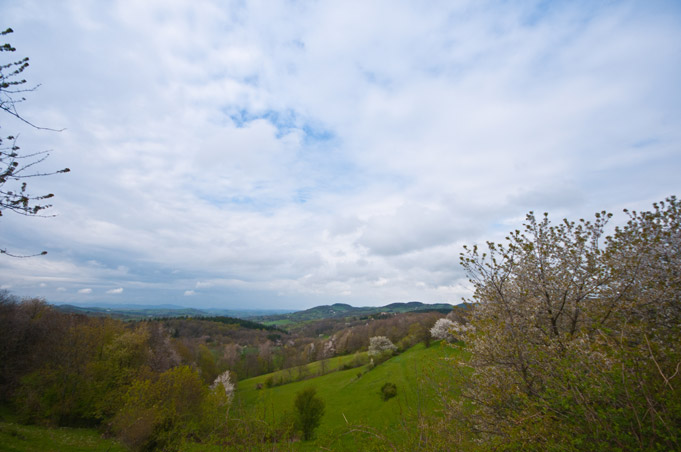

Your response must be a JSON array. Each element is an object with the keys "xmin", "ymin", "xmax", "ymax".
[{"xmin": 1, "ymin": 27, "xmax": 70, "ymax": 256}]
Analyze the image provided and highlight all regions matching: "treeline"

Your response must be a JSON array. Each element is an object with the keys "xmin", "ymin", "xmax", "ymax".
[
  {"xmin": 145, "ymin": 315, "xmax": 286, "ymax": 333},
  {"xmin": 155, "ymin": 310, "xmax": 447, "ymax": 380},
  {"xmin": 0, "ymin": 295, "xmax": 309, "ymax": 449}
]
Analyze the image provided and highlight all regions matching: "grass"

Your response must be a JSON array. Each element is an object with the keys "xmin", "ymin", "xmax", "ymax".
[
  {"xmin": 262, "ymin": 319, "xmax": 295, "ymax": 327},
  {"xmin": 241, "ymin": 351, "xmax": 370, "ymax": 388},
  {"xmin": 0, "ymin": 421, "xmax": 127, "ymax": 452},
  {"xmin": 232, "ymin": 341, "xmax": 468, "ymax": 450}
]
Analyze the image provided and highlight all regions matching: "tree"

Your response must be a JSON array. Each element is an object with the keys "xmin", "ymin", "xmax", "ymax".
[
  {"xmin": 455, "ymin": 197, "xmax": 681, "ymax": 450},
  {"xmin": 112, "ymin": 366, "xmax": 207, "ymax": 451},
  {"xmin": 430, "ymin": 318, "xmax": 471, "ymax": 342},
  {"xmin": 429, "ymin": 318, "xmax": 454, "ymax": 341},
  {"xmin": 367, "ymin": 336, "xmax": 397, "ymax": 356},
  {"xmin": 294, "ymin": 387, "xmax": 325, "ymax": 441},
  {"xmin": 1, "ymin": 28, "xmax": 69, "ymax": 256},
  {"xmin": 211, "ymin": 370, "xmax": 235, "ymax": 401}
]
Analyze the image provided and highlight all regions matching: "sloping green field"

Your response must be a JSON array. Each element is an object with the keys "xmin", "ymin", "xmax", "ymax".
[
  {"xmin": 0, "ymin": 421, "xmax": 126, "ymax": 452},
  {"xmin": 233, "ymin": 341, "xmax": 466, "ymax": 450}
]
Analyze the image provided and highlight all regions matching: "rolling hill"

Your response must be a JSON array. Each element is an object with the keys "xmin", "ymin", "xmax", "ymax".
[{"xmin": 231, "ymin": 341, "xmax": 468, "ymax": 450}]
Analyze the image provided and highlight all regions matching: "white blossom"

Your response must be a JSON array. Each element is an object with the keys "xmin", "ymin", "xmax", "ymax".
[
  {"xmin": 368, "ymin": 336, "xmax": 397, "ymax": 356},
  {"xmin": 211, "ymin": 370, "xmax": 235, "ymax": 400}
]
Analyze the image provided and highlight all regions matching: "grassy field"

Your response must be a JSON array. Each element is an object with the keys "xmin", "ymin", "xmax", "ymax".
[
  {"xmin": 242, "ymin": 350, "xmax": 370, "ymax": 388},
  {"xmin": 232, "ymin": 341, "xmax": 467, "ymax": 450},
  {"xmin": 0, "ymin": 421, "xmax": 126, "ymax": 452}
]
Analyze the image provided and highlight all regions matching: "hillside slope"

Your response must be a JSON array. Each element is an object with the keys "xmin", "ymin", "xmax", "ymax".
[
  {"xmin": 253, "ymin": 301, "xmax": 454, "ymax": 324},
  {"xmin": 234, "ymin": 342, "xmax": 467, "ymax": 450}
]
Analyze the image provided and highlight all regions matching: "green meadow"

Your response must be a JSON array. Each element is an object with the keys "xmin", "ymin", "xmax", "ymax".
[
  {"xmin": 0, "ymin": 421, "xmax": 126, "ymax": 452},
  {"xmin": 232, "ymin": 341, "xmax": 467, "ymax": 450}
]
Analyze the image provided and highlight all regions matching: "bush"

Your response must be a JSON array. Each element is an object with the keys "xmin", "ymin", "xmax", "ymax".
[
  {"xmin": 111, "ymin": 366, "xmax": 210, "ymax": 451},
  {"xmin": 294, "ymin": 387, "xmax": 325, "ymax": 441},
  {"xmin": 380, "ymin": 382, "xmax": 397, "ymax": 401}
]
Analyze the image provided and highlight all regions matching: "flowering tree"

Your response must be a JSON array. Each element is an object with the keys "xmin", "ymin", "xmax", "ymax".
[
  {"xmin": 211, "ymin": 370, "xmax": 235, "ymax": 401},
  {"xmin": 367, "ymin": 336, "xmax": 397, "ymax": 356},
  {"xmin": 427, "ymin": 318, "xmax": 451, "ymax": 342},
  {"xmin": 455, "ymin": 197, "xmax": 681, "ymax": 450},
  {"xmin": 430, "ymin": 318, "xmax": 473, "ymax": 342}
]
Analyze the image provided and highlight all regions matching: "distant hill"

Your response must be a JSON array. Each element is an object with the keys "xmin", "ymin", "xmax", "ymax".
[
  {"xmin": 251, "ymin": 301, "xmax": 454, "ymax": 324},
  {"xmin": 52, "ymin": 301, "xmax": 455, "ymax": 323},
  {"xmin": 52, "ymin": 304, "xmax": 295, "ymax": 320},
  {"xmin": 53, "ymin": 304, "xmax": 208, "ymax": 320}
]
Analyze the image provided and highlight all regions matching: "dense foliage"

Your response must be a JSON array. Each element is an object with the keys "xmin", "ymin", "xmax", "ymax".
[{"xmin": 454, "ymin": 197, "xmax": 681, "ymax": 451}]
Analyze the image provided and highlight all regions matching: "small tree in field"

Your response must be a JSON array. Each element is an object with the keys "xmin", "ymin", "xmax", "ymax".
[{"xmin": 294, "ymin": 387, "xmax": 324, "ymax": 441}]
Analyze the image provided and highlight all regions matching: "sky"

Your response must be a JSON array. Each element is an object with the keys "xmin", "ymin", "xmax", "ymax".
[{"xmin": 1, "ymin": 0, "xmax": 680, "ymax": 309}]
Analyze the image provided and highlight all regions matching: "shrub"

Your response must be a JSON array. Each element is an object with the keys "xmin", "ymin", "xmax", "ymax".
[
  {"xmin": 111, "ymin": 366, "xmax": 208, "ymax": 451},
  {"xmin": 294, "ymin": 387, "xmax": 325, "ymax": 441},
  {"xmin": 380, "ymin": 382, "xmax": 397, "ymax": 401}
]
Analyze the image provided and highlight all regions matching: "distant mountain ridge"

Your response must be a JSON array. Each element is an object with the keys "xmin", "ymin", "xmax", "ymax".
[
  {"xmin": 251, "ymin": 301, "xmax": 454, "ymax": 323},
  {"xmin": 52, "ymin": 304, "xmax": 295, "ymax": 320},
  {"xmin": 51, "ymin": 301, "xmax": 454, "ymax": 321}
]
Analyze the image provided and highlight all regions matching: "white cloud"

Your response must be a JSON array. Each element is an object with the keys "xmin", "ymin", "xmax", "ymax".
[
  {"xmin": 78, "ymin": 288, "xmax": 92, "ymax": 294},
  {"xmin": 106, "ymin": 288, "xmax": 124, "ymax": 294},
  {"xmin": 1, "ymin": 0, "xmax": 679, "ymax": 308},
  {"xmin": 184, "ymin": 290, "xmax": 196, "ymax": 296}
]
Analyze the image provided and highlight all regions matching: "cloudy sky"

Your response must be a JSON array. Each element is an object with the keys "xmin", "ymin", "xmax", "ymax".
[{"xmin": 1, "ymin": 0, "xmax": 680, "ymax": 309}]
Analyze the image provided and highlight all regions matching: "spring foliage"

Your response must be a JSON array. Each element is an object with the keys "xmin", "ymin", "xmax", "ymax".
[{"xmin": 458, "ymin": 196, "xmax": 681, "ymax": 451}]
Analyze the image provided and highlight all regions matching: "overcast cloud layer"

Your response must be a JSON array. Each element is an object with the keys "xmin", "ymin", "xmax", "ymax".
[{"xmin": 2, "ymin": 0, "xmax": 680, "ymax": 309}]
